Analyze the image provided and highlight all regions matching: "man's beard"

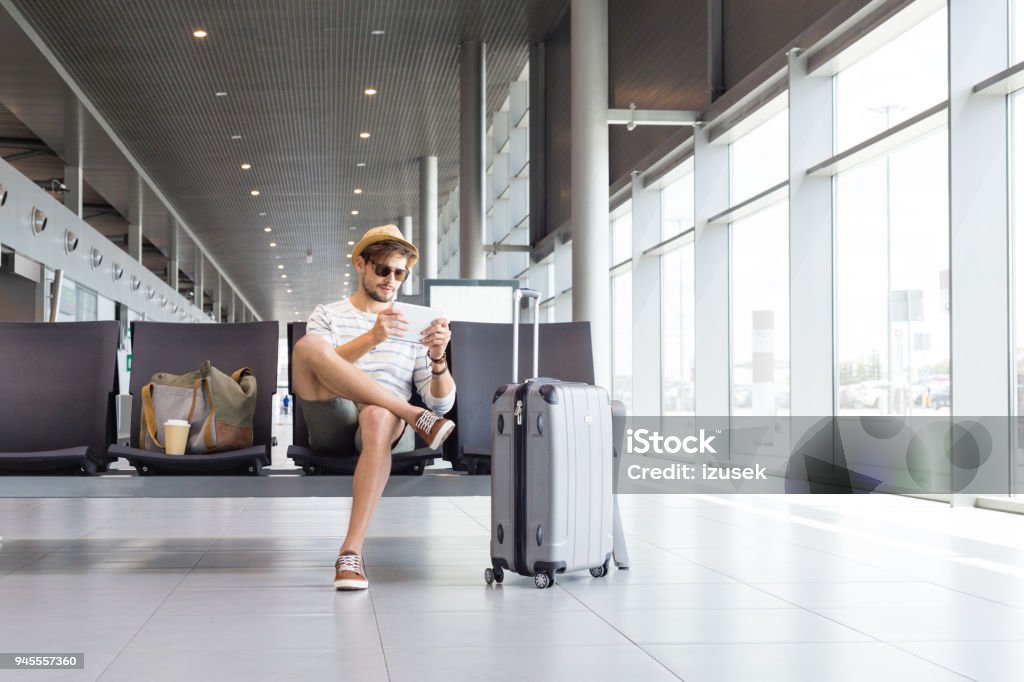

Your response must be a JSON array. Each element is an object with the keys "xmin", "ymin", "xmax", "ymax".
[{"xmin": 362, "ymin": 276, "xmax": 393, "ymax": 303}]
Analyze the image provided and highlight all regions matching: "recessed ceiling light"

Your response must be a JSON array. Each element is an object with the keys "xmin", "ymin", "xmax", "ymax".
[
  {"xmin": 371, "ymin": 29, "xmax": 385, "ymax": 36},
  {"xmin": 193, "ymin": 29, "xmax": 208, "ymax": 38},
  {"xmin": 269, "ymin": 242, "xmax": 277, "ymax": 247},
  {"xmin": 353, "ymin": 189, "xmax": 363, "ymax": 195},
  {"xmin": 286, "ymin": 289, "xmax": 292, "ymax": 293},
  {"xmin": 346, "ymin": 254, "xmax": 352, "ymax": 258},
  {"xmin": 356, "ymin": 162, "xmax": 366, "ymax": 168},
  {"xmin": 351, "ymin": 210, "xmax": 359, "ymax": 215},
  {"xmin": 216, "ymin": 91, "xmax": 228, "ymax": 97},
  {"xmin": 277, "ymin": 264, "xmax": 284, "ymax": 270},
  {"xmin": 241, "ymin": 163, "xmax": 252, "ymax": 170},
  {"xmin": 347, "ymin": 240, "xmax": 355, "ymax": 246},
  {"xmin": 364, "ymin": 88, "xmax": 378, "ymax": 96},
  {"xmin": 359, "ymin": 132, "xmax": 371, "ymax": 139},
  {"xmin": 231, "ymin": 134, "xmax": 242, "ymax": 140},
  {"xmin": 281, "ymin": 274, "xmax": 287, "ymax": 279},
  {"xmin": 263, "ymin": 227, "xmax": 271, "ymax": 232},
  {"xmin": 345, "ymin": 273, "xmax": 350, "ymax": 278},
  {"xmin": 250, "ymin": 190, "xmax": 260, "ymax": 196}
]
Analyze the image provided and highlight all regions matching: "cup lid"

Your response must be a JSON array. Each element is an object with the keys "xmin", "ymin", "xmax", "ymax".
[{"xmin": 164, "ymin": 419, "xmax": 190, "ymax": 427}]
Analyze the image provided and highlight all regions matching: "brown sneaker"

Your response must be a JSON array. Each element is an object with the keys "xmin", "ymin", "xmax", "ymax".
[
  {"xmin": 413, "ymin": 409, "xmax": 455, "ymax": 450},
  {"xmin": 334, "ymin": 551, "xmax": 368, "ymax": 590}
]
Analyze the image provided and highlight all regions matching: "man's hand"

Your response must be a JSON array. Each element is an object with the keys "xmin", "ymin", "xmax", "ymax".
[
  {"xmin": 421, "ymin": 318, "xmax": 451, "ymax": 361},
  {"xmin": 370, "ymin": 305, "xmax": 408, "ymax": 345}
]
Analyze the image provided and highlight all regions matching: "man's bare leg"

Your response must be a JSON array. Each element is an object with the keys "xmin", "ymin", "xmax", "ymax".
[
  {"xmin": 339, "ymin": 406, "xmax": 403, "ymax": 555},
  {"xmin": 292, "ymin": 334, "xmax": 422, "ymax": 425}
]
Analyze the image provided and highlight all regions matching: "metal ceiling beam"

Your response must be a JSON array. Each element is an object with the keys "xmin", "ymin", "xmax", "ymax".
[{"xmin": 708, "ymin": 0, "xmax": 725, "ymax": 102}]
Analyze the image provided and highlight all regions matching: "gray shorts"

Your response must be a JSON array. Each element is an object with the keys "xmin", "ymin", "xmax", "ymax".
[{"xmin": 297, "ymin": 397, "xmax": 414, "ymax": 455}]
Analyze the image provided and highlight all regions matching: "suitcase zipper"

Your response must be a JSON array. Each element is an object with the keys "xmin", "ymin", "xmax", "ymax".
[{"xmin": 513, "ymin": 384, "xmax": 530, "ymax": 576}]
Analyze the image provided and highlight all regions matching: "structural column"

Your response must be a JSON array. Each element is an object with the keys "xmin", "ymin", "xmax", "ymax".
[
  {"xmin": 459, "ymin": 40, "xmax": 487, "ymax": 280},
  {"xmin": 401, "ymin": 215, "xmax": 414, "ymax": 294},
  {"xmin": 630, "ymin": 172, "xmax": 662, "ymax": 417},
  {"xmin": 195, "ymin": 250, "xmax": 204, "ymax": 315},
  {"xmin": 63, "ymin": 99, "xmax": 83, "ymax": 218},
  {"xmin": 127, "ymin": 178, "xmax": 144, "ymax": 264},
  {"xmin": 168, "ymin": 223, "xmax": 179, "ymax": 293},
  {"xmin": 949, "ymin": 0, "xmax": 1011, "ymax": 498},
  {"xmin": 419, "ymin": 156, "xmax": 439, "ymax": 281},
  {"xmin": 693, "ymin": 125, "xmax": 730, "ymax": 418},
  {"xmin": 229, "ymin": 290, "xmax": 236, "ymax": 323},
  {"xmin": 788, "ymin": 48, "xmax": 834, "ymax": 427},
  {"xmin": 212, "ymin": 272, "xmax": 222, "ymax": 322},
  {"xmin": 570, "ymin": 0, "xmax": 611, "ymax": 389}
]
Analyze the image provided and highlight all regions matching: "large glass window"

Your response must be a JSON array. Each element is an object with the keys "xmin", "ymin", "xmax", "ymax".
[
  {"xmin": 662, "ymin": 242, "xmax": 695, "ymax": 416},
  {"xmin": 835, "ymin": 130, "xmax": 949, "ymax": 416},
  {"xmin": 835, "ymin": 7, "xmax": 947, "ymax": 152},
  {"xmin": 661, "ymin": 167, "xmax": 695, "ymax": 240},
  {"xmin": 660, "ymin": 169, "xmax": 696, "ymax": 416},
  {"xmin": 730, "ymin": 96, "xmax": 788, "ymax": 205},
  {"xmin": 1012, "ymin": 91, "xmax": 1024, "ymax": 492},
  {"xmin": 731, "ymin": 200, "xmax": 790, "ymax": 416}
]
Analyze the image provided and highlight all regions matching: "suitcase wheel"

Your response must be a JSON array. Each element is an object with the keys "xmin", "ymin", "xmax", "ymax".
[
  {"xmin": 590, "ymin": 558, "xmax": 611, "ymax": 579},
  {"xmin": 534, "ymin": 572, "xmax": 552, "ymax": 589},
  {"xmin": 484, "ymin": 566, "xmax": 504, "ymax": 585}
]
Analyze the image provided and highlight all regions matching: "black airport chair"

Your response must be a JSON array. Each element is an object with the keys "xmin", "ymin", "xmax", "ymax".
[
  {"xmin": 0, "ymin": 321, "xmax": 118, "ymax": 475},
  {"xmin": 285, "ymin": 322, "xmax": 438, "ymax": 475},
  {"xmin": 443, "ymin": 320, "xmax": 597, "ymax": 474},
  {"xmin": 107, "ymin": 321, "xmax": 278, "ymax": 475}
]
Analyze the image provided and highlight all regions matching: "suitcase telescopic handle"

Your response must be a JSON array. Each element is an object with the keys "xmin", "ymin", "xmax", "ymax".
[{"xmin": 512, "ymin": 288, "xmax": 541, "ymax": 382}]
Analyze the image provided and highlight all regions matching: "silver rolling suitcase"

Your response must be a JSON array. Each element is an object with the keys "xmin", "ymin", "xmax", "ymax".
[{"xmin": 485, "ymin": 288, "xmax": 615, "ymax": 589}]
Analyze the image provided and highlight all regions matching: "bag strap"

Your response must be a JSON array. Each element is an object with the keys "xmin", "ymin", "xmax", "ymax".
[
  {"xmin": 140, "ymin": 383, "xmax": 164, "ymax": 449},
  {"xmin": 200, "ymin": 378, "xmax": 217, "ymax": 450},
  {"xmin": 230, "ymin": 367, "xmax": 254, "ymax": 382},
  {"xmin": 187, "ymin": 379, "xmax": 202, "ymax": 422}
]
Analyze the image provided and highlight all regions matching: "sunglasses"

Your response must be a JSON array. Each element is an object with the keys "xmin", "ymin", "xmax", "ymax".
[{"xmin": 365, "ymin": 259, "xmax": 410, "ymax": 282}]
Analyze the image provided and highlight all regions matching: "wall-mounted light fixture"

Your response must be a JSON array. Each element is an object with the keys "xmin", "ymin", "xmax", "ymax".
[
  {"xmin": 31, "ymin": 207, "xmax": 47, "ymax": 234},
  {"xmin": 64, "ymin": 230, "xmax": 79, "ymax": 254},
  {"xmin": 89, "ymin": 247, "xmax": 103, "ymax": 269}
]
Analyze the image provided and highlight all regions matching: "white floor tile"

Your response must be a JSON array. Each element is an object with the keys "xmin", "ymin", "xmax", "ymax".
[{"xmin": 644, "ymin": 642, "xmax": 972, "ymax": 682}]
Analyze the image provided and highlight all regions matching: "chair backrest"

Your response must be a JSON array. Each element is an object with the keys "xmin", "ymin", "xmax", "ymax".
[
  {"xmin": 445, "ymin": 321, "xmax": 595, "ymax": 461},
  {"xmin": 287, "ymin": 322, "xmax": 428, "ymax": 450},
  {"xmin": 0, "ymin": 321, "xmax": 118, "ymax": 455},
  {"xmin": 128, "ymin": 321, "xmax": 278, "ymax": 449}
]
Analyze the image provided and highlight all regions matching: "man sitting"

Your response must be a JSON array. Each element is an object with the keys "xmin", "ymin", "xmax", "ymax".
[{"xmin": 291, "ymin": 224, "xmax": 455, "ymax": 590}]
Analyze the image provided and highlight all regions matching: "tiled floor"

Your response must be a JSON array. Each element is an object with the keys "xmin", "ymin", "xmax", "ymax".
[{"xmin": 0, "ymin": 492, "xmax": 1022, "ymax": 681}]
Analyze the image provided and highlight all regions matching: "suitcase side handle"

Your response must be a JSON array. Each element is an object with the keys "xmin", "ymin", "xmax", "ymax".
[{"xmin": 512, "ymin": 288, "xmax": 541, "ymax": 382}]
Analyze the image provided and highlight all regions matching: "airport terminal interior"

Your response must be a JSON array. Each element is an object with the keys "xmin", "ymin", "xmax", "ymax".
[{"xmin": 1, "ymin": 0, "xmax": 1024, "ymax": 680}]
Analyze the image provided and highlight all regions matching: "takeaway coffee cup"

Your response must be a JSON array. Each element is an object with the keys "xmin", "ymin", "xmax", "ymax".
[{"xmin": 164, "ymin": 419, "xmax": 191, "ymax": 455}]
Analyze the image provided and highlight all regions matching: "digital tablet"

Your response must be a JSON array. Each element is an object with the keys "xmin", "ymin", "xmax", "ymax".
[{"xmin": 390, "ymin": 302, "xmax": 445, "ymax": 345}]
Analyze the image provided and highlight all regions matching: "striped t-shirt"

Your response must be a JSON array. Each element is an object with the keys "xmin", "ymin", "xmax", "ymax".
[{"xmin": 306, "ymin": 298, "xmax": 455, "ymax": 415}]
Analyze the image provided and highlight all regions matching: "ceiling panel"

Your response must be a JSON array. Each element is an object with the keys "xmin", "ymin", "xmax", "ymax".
[{"xmin": 6, "ymin": 0, "xmax": 561, "ymax": 320}]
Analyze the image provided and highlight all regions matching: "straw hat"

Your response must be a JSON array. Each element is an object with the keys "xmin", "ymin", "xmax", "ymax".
[{"xmin": 351, "ymin": 224, "xmax": 418, "ymax": 268}]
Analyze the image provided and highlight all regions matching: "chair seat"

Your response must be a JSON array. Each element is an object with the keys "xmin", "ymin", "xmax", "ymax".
[
  {"xmin": 0, "ymin": 447, "xmax": 101, "ymax": 475},
  {"xmin": 108, "ymin": 444, "xmax": 269, "ymax": 476},
  {"xmin": 287, "ymin": 445, "xmax": 436, "ymax": 476}
]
